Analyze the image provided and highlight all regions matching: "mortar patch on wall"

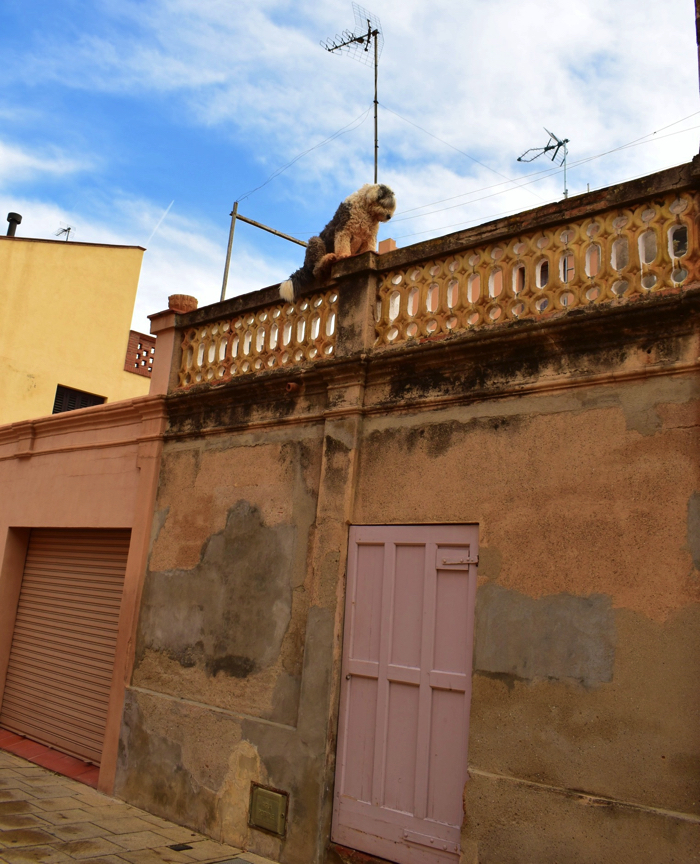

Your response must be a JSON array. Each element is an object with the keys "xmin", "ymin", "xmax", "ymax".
[
  {"xmin": 135, "ymin": 500, "xmax": 295, "ymax": 677},
  {"xmin": 474, "ymin": 583, "xmax": 615, "ymax": 687}
]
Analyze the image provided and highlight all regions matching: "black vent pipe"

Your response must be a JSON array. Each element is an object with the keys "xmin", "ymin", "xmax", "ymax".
[{"xmin": 6, "ymin": 213, "xmax": 22, "ymax": 237}]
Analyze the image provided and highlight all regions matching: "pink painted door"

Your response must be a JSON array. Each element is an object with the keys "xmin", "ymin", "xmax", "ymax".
[{"xmin": 332, "ymin": 524, "xmax": 479, "ymax": 864}]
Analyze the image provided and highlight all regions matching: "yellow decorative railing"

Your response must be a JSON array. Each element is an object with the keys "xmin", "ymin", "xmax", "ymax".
[
  {"xmin": 375, "ymin": 191, "xmax": 698, "ymax": 346},
  {"xmin": 178, "ymin": 290, "xmax": 338, "ymax": 387}
]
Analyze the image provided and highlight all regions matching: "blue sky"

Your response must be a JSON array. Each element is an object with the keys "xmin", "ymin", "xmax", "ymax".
[{"xmin": 1, "ymin": 0, "xmax": 698, "ymax": 331}]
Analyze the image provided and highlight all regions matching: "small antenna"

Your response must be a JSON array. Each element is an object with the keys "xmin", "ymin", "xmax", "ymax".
[
  {"xmin": 321, "ymin": 3, "xmax": 383, "ymax": 183},
  {"xmin": 54, "ymin": 222, "xmax": 76, "ymax": 241},
  {"xmin": 517, "ymin": 128, "xmax": 570, "ymax": 198}
]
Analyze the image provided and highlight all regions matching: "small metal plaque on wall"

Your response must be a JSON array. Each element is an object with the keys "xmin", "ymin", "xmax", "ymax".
[{"xmin": 249, "ymin": 783, "xmax": 288, "ymax": 837}]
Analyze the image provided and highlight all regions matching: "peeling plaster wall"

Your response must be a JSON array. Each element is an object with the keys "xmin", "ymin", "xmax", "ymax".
[{"xmin": 115, "ymin": 286, "xmax": 700, "ymax": 864}]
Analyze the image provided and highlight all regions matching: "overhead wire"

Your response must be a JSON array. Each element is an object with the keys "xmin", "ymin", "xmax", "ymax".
[
  {"xmin": 388, "ymin": 109, "xmax": 700, "ymax": 220},
  {"xmin": 393, "ymin": 136, "xmax": 700, "ymax": 240},
  {"xmin": 379, "ymin": 101, "xmax": 544, "ymax": 202},
  {"xmin": 390, "ymin": 122, "xmax": 700, "ymax": 225},
  {"xmin": 236, "ymin": 105, "xmax": 373, "ymax": 202}
]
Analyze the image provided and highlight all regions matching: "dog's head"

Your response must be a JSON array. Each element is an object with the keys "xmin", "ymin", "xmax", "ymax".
[{"xmin": 354, "ymin": 183, "xmax": 397, "ymax": 222}]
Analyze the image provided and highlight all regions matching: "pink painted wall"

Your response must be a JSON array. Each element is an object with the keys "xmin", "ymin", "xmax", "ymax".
[{"xmin": 0, "ymin": 396, "xmax": 166, "ymax": 793}]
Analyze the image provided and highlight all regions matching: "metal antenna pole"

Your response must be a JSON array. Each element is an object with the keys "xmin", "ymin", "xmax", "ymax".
[
  {"xmin": 563, "ymin": 144, "xmax": 568, "ymax": 199},
  {"xmin": 321, "ymin": 5, "xmax": 383, "ymax": 180},
  {"xmin": 221, "ymin": 201, "xmax": 238, "ymax": 302},
  {"xmin": 374, "ymin": 32, "xmax": 378, "ymax": 183}
]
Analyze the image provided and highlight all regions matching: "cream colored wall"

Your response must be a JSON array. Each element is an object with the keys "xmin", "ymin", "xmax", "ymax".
[{"xmin": 0, "ymin": 236, "xmax": 150, "ymax": 425}]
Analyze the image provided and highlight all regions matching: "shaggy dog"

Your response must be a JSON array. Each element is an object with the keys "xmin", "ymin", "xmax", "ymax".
[{"xmin": 279, "ymin": 183, "xmax": 396, "ymax": 302}]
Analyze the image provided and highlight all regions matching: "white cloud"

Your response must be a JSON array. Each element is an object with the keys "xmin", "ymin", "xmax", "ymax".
[
  {"xmin": 2, "ymin": 0, "xmax": 698, "ymax": 325},
  {"xmin": 0, "ymin": 140, "xmax": 87, "ymax": 185}
]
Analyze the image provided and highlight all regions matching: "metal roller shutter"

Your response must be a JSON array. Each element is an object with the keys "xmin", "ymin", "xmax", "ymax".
[{"xmin": 0, "ymin": 529, "xmax": 130, "ymax": 764}]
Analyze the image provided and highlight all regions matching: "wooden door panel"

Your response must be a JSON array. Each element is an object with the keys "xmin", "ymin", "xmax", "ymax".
[{"xmin": 332, "ymin": 525, "xmax": 478, "ymax": 864}]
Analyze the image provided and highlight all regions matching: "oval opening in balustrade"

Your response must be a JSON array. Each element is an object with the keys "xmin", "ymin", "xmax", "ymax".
[
  {"xmin": 186, "ymin": 347, "xmax": 193, "ymax": 368},
  {"xmin": 427, "ymin": 283, "xmax": 439, "ymax": 313},
  {"xmin": 560, "ymin": 291, "xmax": 575, "ymax": 307},
  {"xmin": 641, "ymin": 275, "xmax": 657, "ymax": 290},
  {"xmin": 512, "ymin": 265, "xmax": 525, "ymax": 294},
  {"xmin": 536, "ymin": 260, "xmax": 549, "ymax": 288},
  {"xmin": 611, "ymin": 236, "xmax": 629, "ymax": 271},
  {"xmin": 488, "ymin": 268, "xmax": 503, "ymax": 298},
  {"xmin": 375, "ymin": 299, "xmax": 382, "ymax": 322},
  {"xmin": 197, "ymin": 343, "xmax": 205, "ymax": 366},
  {"xmin": 467, "ymin": 273, "xmax": 481, "ymax": 303},
  {"xmin": 283, "ymin": 321, "xmax": 292, "ymax": 346},
  {"xmin": 669, "ymin": 224, "xmax": 688, "ymax": 259},
  {"xmin": 560, "ymin": 252, "xmax": 574, "ymax": 284},
  {"xmin": 389, "ymin": 290, "xmax": 401, "ymax": 321},
  {"xmin": 407, "ymin": 287, "xmax": 419, "ymax": 316},
  {"xmin": 447, "ymin": 278, "xmax": 459, "ymax": 308},
  {"xmin": 243, "ymin": 331, "xmax": 252, "ymax": 355},
  {"xmin": 639, "ymin": 230, "xmax": 657, "ymax": 265},
  {"xmin": 585, "ymin": 244, "xmax": 600, "ymax": 278},
  {"xmin": 208, "ymin": 342, "xmax": 216, "ymax": 364},
  {"xmin": 218, "ymin": 339, "xmax": 227, "ymax": 361},
  {"xmin": 311, "ymin": 314, "xmax": 321, "ymax": 340},
  {"xmin": 297, "ymin": 319, "xmax": 306, "ymax": 342},
  {"xmin": 612, "ymin": 280, "xmax": 629, "ymax": 296},
  {"xmin": 256, "ymin": 328, "xmax": 266, "ymax": 353},
  {"xmin": 232, "ymin": 336, "xmax": 239, "ymax": 358},
  {"xmin": 406, "ymin": 322, "xmax": 418, "ymax": 337},
  {"xmin": 269, "ymin": 324, "xmax": 279, "ymax": 350},
  {"xmin": 672, "ymin": 268, "xmax": 688, "ymax": 283},
  {"xmin": 326, "ymin": 312, "xmax": 336, "ymax": 336}
]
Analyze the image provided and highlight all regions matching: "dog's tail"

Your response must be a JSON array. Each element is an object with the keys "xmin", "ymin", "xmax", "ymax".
[{"xmin": 279, "ymin": 236, "xmax": 326, "ymax": 302}]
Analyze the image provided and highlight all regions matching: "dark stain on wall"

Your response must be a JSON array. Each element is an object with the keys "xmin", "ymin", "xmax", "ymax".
[
  {"xmin": 135, "ymin": 499, "xmax": 295, "ymax": 677},
  {"xmin": 116, "ymin": 693, "xmax": 219, "ymax": 831},
  {"xmin": 474, "ymin": 583, "xmax": 616, "ymax": 687}
]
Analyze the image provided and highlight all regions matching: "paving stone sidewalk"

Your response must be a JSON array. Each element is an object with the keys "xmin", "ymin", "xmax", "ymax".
[{"xmin": 0, "ymin": 749, "xmax": 271, "ymax": 864}]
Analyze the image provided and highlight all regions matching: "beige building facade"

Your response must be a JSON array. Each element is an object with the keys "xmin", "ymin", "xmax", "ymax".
[{"xmin": 0, "ymin": 235, "xmax": 150, "ymax": 425}]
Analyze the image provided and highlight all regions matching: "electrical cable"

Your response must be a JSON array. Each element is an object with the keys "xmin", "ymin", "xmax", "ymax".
[
  {"xmin": 393, "ymin": 147, "xmax": 699, "ymax": 240},
  {"xmin": 389, "ymin": 109, "xmax": 700, "ymax": 219},
  {"xmin": 390, "ymin": 123, "xmax": 700, "ymax": 224},
  {"xmin": 379, "ymin": 101, "xmax": 544, "ymax": 201},
  {"xmin": 237, "ymin": 105, "xmax": 372, "ymax": 202}
]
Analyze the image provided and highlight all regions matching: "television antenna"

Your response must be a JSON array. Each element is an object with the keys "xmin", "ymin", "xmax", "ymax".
[
  {"xmin": 54, "ymin": 222, "xmax": 76, "ymax": 241},
  {"xmin": 517, "ymin": 128, "xmax": 570, "ymax": 198},
  {"xmin": 321, "ymin": 3, "xmax": 383, "ymax": 182}
]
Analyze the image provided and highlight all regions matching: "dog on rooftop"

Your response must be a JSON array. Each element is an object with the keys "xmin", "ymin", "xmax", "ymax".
[{"xmin": 279, "ymin": 183, "xmax": 396, "ymax": 302}]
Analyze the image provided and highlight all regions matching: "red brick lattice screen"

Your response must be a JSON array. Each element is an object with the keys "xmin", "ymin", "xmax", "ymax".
[{"xmin": 125, "ymin": 331, "xmax": 156, "ymax": 377}]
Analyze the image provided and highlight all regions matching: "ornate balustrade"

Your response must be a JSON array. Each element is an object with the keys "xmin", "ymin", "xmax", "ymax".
[
  {"xmin": 375, "ymin": 191, "xmax": 699, "ymax": 347},
  {"xmin": 178, "ymin": 289, "xmax": 338, "ymax": 388},
  {"xmin": 172, "ymin": 165, "xmax": 700, "ymax": 392}
]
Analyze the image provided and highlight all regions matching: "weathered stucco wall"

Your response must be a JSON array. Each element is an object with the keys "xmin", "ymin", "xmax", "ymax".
[{"xmin": 115, "ymin": 166, "xmax": 700, "ymax": 864}]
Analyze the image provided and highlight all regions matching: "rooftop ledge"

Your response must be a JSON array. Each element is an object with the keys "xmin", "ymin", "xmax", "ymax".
[{"xmin": 169, "ymin": 158, "xmax": 700, "ymax": 392}]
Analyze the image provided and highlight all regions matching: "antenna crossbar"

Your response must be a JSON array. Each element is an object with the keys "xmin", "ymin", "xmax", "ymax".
[
  {"xmin": 517, "ymin": 128, "xmax": 570, "ymax": 198},
  {"xmin": 321, "ymin": 4, "xmax": 383, "ymax": 182}
]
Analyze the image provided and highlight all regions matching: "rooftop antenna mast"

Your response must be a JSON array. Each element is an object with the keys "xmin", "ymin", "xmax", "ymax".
[
  {"xmin": 54, "ymin": 222, "xmax": 76, "ymax": 241},
  {"xmin": 321, "ymin": 3, "xmax": 384, "ymax": 183},
  {"xmin": 517, "ymin": 128, "xmax": 570, "ymax": 198}
]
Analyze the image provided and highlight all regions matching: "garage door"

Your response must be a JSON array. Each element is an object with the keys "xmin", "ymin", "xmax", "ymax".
[{"xmin": 0, "ymin": 528, "xmax": 130, "ymax": 764}]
